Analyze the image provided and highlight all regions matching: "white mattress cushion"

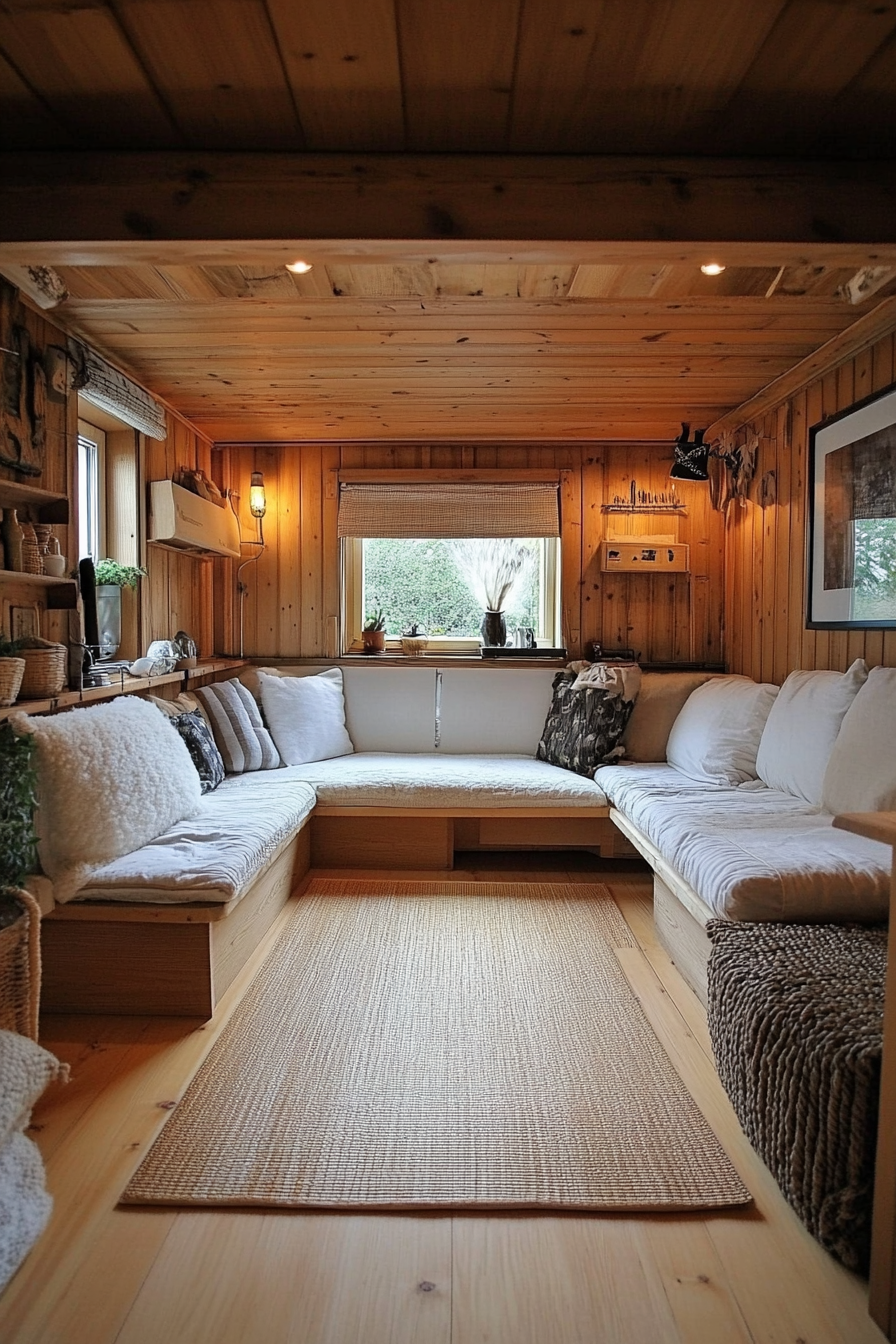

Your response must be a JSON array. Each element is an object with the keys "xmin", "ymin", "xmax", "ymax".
[
  {"xmin": 823, "ymin": 666, "xmax": 896, "ymax": 815},
  {"xmin": 665, "ymin": 676, "xmax": 779, "ymax": 785},
  {"xmin": 286, "ymin": 753, "xmax": 609, "ymax": 808},
  {"xmin": 755, "ymin": 659, "xmax": 867, "ymax": 804},
  {"xmin": 74, "ymin": 773, "xmax": 317, "ymax": 905},
  {"xmin": 597, "ymin": 763, "xmax": 891, "ymax": 922}
]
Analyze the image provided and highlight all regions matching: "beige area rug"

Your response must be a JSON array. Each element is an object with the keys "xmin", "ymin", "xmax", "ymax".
[{"xmin": 122, "ymin": 880, "xmax": 750, "ymax": 1211}]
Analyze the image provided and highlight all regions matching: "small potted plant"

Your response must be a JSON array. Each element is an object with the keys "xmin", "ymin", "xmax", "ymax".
[
  {"xmin": 0, "ymin": 634, "xmax": 25, "ymax": 707},
  {"xmin": 400, "ymin": 622, "xmax": 429, "ymax": 658},
  {"xmin": 93, "ymin": 559, "xmax": 147, "ymax": 659},
  {"xmin": 361, "ymin": 608, "xmax": 387, "ymax": 655}
]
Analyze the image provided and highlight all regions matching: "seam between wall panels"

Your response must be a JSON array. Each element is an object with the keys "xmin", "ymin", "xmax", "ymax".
[{"xmin": 434, "ymin": 669, "xmax": 442, "ymax": 749}]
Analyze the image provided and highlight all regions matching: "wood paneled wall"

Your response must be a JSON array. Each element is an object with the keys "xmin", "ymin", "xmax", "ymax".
[
  {"xmin": 725, "ymin": 328, "xmax": 896, "ymax": 682},
  {"xmin": 142, "ymin": 413, "xmax": 217, "ymax": 659},
  {"xmin": 219, "ymin": 442, "xmax": 725, "ymax": 666}
]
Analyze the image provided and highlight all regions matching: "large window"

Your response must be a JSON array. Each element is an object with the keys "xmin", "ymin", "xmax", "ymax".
[
  {"xmin": 338, "ymin": 477, "xmax": 562, "ymax": 652},
  {"xmin": 77, "ymin": 420, "xmax": 106, "ymax": 563},
  {"xmin": 345, "ymin": 536, "xmax": 559, "ymax": 649}
]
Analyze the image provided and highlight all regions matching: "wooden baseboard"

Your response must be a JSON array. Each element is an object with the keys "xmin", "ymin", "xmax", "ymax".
[{"xmin": 41, "ymin": 828, "xmax": 311, "ymax": 1018}]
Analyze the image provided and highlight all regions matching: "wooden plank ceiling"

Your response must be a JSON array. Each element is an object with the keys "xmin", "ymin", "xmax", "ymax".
[{"xmin": 2, "ymin": 0, "xmax": 896, "ymax": 443}]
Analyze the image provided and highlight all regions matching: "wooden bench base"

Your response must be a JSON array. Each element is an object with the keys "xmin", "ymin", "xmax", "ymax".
[
  {"xmin": 41, "ymin": 825, "xmax": 311, "ymax": 1018},
  {"xmin": 609, "ymin": 807, "xmax": 713, "ymax": 1005},
  {"xmin": 311, "ymin": 807, "xmax": 634, "ymax": 869}
]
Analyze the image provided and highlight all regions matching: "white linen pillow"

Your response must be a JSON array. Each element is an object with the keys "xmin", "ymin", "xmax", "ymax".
[
  {"xmin": 665, "ymin": 676, "xmax": 779, "ymax": 786},
  {"xmin": 755, "ymin": 659, "xmax": 867, "ymax": 805},
  {"xmin": 822, "ymin": 666, "xmax": 896, "ymax": 815},
  {"xmin": 258, "ymin": 668, "xmax": 355, "ymax": 765},
  {"xmin": 11, "ymin": 697, "xmax": 202, "ymax": 901}
]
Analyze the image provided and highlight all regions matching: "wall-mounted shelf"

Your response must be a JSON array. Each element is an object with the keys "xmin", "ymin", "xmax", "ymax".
[
  {"xmin": 0, "ymin": 569, "xmax": 78, "ymax": 608},
  {"xmin": 601, "ymin": 504, "xmax": 688, "ymax": 515},
  {"xmin": 0, "ymin": 569, "xmax": 73, "ymax": 587},
  {"xmin": 0, "ymin": 480, "xmax": 69, "ymax": 524}
]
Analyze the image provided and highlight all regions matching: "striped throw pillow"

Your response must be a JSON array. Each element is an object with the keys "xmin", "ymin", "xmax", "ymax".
[{"xmin": 196, "ymin": 680, "xmax": 280, "ymax": 773}]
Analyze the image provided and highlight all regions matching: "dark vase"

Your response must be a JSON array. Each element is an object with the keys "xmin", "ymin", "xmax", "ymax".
[{"xmin": 480, "ymin": 610, "xmax": 507, "ymax": 647}]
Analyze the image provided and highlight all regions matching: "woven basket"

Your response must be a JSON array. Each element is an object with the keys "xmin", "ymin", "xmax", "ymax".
[
  {"xmin": 20, "ymin": 524, "xmax": 42, "ymax": 576},
  {"xmin": 19, "ymin": 643, "xmax": 67, "ymax": 699},
  {"xmin": 0, "ymin": 657, "xmax": 25, "ymax": 706},
  {"xmin": 0, "ymin": 889, "xmax": 41, "ymax": 1040}
]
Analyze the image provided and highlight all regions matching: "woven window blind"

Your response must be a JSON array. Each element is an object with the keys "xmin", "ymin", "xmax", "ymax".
[
  {"xmin": 69, "ymin": 341, "xmax": 168, "ymax": 440},
  {"xmin": 337, "ymin": 482, "xmax": 560, "ymax": 538}
]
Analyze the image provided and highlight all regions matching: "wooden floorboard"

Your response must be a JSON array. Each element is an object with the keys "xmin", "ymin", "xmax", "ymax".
[{"xmin": 0, "ymin": 853, "xmax": 883, "ymax": 1344}]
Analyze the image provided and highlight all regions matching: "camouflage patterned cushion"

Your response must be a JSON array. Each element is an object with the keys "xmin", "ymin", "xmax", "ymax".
[{"xmin": 536, "ymin": 671, "xmax": 636, "ymax": 778}]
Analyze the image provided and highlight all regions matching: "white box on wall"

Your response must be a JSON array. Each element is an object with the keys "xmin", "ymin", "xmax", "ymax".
[{"xmin": 600, "ymin": 540, "xmax": 689, "ymax": 573}]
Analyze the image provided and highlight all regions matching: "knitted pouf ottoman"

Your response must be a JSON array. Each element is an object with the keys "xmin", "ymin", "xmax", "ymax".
[{"xmin": 706, "ymin": 919, "xmax": 886, "ymax": 1272}]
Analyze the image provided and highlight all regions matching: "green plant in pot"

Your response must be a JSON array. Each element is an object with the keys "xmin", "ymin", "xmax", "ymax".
[
  {"xmin": 0, "ymin": 633, "xmax": 25, "ymax": 707},
  {"xmin": 93, "ymin": 559, "xmax": 147, "ymax": 659},
  {"xmin": 362, "ymin": 608, "xmax": 387, "ymax": 654},
  {"xmin": 0, "ymin": 721, "xmax": 37, "ymax": 892}
]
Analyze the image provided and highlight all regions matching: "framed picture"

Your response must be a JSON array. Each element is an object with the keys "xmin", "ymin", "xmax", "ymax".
[{"xmin": 807, "ymin": 381, "xmax": 896, "ymax": 629}]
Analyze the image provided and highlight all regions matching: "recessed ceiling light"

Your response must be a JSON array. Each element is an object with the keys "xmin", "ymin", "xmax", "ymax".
[
  {"xmin": 700, "ymin": 263, "xmax": 725, "ymax": 276},
  {"xmin": 286, "ymin": 260, "xmax": 313, "ymax": 274}
]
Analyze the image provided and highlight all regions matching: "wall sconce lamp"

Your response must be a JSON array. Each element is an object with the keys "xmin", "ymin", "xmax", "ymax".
[
  {"xmin": 238, "ymin": 471, "xmax": 267, "ymax": 657},
  {"xmin": 669, "ymin": 423, "xmax": 738, "ymax": 482},
  {"xmin": 249, "ymin": 470, "xmax": 266, "ymax": 518}
]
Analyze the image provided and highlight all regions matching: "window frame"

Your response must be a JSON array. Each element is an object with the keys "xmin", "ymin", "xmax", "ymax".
[
  {"xmin": 77, "ymin": 419, "xmax": 107, "ymax": 564},
  {"xmin": 342, "ymin": 535, "xmax": 561, "ymax": 653}
]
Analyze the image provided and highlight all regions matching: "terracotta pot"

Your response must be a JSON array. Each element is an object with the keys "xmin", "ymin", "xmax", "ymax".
[{"xmin": 361, "ymin": 629, "xmax": 386, "ymax": 654}]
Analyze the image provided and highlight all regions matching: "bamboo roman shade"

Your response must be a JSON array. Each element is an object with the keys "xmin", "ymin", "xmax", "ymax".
[
  {"xmin": 337, "ymin": 482, "xmax": 560, "ymax": 538},
  {"xmin": 69, "ymin": 341, "xmax": 168, "ymax": 440}
]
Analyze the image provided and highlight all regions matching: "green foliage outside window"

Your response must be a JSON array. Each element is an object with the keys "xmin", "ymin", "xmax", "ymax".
[{"xmin": 363, "ymin": 538, "xmax": 540, "ymax": 636}]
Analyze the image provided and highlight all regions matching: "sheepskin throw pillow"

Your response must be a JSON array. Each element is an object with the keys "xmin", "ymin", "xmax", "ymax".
[
  {"xmin": 170, "ymin": 711, "xmax": 225, "ymax": 794},
  {"xmin": 258, "ymin": 668, "xmax": 354, "ymax": 765},
  {"xmin": 11, "ymin": 696, "xmax": 202, "ymax": 901},
  {"xmin": 195, "ymin": 679, "xmax": 280, "ymax": 773},
  {"xmin": 0, "ymin": 1030, "xmax": 68, "ymax": 1293}
]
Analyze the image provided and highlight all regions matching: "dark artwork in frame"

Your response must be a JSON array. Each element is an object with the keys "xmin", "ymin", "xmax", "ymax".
[{"xmin": 807, "ymin": 380, "xmax": 896, "ymax": 630}]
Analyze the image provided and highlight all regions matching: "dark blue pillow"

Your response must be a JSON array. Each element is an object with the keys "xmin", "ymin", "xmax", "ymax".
[{"xmin": 171, "ymin": 710, "xmax": 225, "ymax": 793}]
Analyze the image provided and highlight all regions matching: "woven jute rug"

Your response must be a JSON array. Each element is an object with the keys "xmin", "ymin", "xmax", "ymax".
[{"xmin": 123, "ymin": 880, "xmax": 750, "ymax": 1211}]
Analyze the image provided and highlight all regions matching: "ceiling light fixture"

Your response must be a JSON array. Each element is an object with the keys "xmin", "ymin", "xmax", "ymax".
[
  {"xmin": 286, "ymin": 260, "xmax": 313, "ymax": 274},
  {"xmin": 700, "ymin": 263, "xmax": 726, "ymax": 276}
]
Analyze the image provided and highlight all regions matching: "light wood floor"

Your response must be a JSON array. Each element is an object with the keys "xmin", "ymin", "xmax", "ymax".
[{"xmin": 0, "ymin": 855, "xmax": 885, "ymax": 1344}]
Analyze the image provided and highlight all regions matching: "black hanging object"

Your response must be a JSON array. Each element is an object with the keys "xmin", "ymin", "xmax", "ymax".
[
  {"xmin": 669, "ymin": 423, "xmax": 710, "ymax": 481},
  {"xmin": 79, "ymin": 556, "xmax": 100, "ymax": 652}
]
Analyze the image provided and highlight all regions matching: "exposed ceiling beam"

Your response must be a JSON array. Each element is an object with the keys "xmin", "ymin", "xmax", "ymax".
[
  {"xmin": 705, "ymin": 294, "xmax": 896, "ymax": 439},
  {"xmin": 0, "ymin": 154, "xmax": 895, "ymax": 267},
  {"xmin": 0, "ymin": 263, "xmax": 68, "ymax": 308},
  {"xmin": 840, "ymin": 265, "xmax": 896, "ymax": 305}
]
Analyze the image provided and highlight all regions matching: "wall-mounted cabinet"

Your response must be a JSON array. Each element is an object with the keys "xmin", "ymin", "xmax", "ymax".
[{"xmin": 600, "ymin": 538, "xmax": 690, "ymax": 573}]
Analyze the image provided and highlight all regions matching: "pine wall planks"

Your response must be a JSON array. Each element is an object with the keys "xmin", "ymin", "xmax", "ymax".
[
  {"xmin": 219, "ymin": 441, "xmax": 725, "ymax": 666},
  {"xmin": 724, "ymin": 329, "xmax": 896, "ymax": 680}
]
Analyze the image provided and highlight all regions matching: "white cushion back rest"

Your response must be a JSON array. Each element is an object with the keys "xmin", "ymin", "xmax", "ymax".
[
  {"xmin": 823, "ymin": 666, "xmax": 896, "ymax": 814},
  {"xmin": 665, "ymin": 676, "xmax": 779, "ymax": 785},
  {"xmin": 438, "ymin": 668, "xmax": 556, "ymax": 754},
  {"xmin": 11, "ymin": 697, "xmax": 201, "ymax": 901},
  {"xmin": 258, "ymin": 669, "xmax": 354, "ymax": 765},
  {"xmin": 755, "ymin": 659, "xmax": 867, "ymax": 804},
  {"xmin": 251, "ymin": 665, "xmax": 437, "ymax": 752}
]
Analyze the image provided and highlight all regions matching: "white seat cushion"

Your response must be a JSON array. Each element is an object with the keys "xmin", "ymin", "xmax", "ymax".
[
  {"xmin": 597, "ymin": 763, "xmax": 890, "ymax": 922},
  {"xmin": 756, "ymin": 659, "xmax": 867, "ymax": 804},
  {"xmin": 665, "ymin": 676, "xmax": 779, "ymax": 786},
  {"xmin": 286, "ymin": 753, "xmax": 609, "ymax": 808},
  {"xmin": 74, "ymin": 774, "xmax": 317, "ymax": 905}
]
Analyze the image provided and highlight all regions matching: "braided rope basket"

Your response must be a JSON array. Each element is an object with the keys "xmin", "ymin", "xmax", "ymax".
[
  {"xmin": 18, "ymin": 641, "xmax": 67, "ymax": 699},
  {"xmin": 0, "ymin": 657, "xmax": 25, "ymax": 706},
  {"xmin": 0, "ymin": 889, "xmax": 42, "ymax": 1041}
]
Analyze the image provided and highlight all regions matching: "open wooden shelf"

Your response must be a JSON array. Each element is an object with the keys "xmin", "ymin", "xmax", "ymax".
[
  {"xmin": 0, "ymin": 670, "xmax": 184, "ymax": 721},
  {"xmin": 0, "ymin": 480, "xmax": 69, "ymax": 523},
  {"xmin": 0, "ymin": 569, "xmax": 74, "ymax": 587}
]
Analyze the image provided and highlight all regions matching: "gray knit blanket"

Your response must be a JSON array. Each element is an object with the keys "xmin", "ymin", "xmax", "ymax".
[{"xmin": 706, "ymin": 920, "xmax": 886, "ymax": 1273}]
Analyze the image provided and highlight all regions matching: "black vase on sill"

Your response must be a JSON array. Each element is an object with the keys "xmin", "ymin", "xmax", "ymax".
[{"xmin": 480, "ymin": 610, "xmax": 507, "ymax": 647}]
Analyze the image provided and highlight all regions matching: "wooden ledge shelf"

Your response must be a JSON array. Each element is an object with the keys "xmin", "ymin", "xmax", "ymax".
[
  {"xmin": 0, "ymin": 670, "xmax": 184, "ymax": 721},
  {"xmin": 0, "ymin": 480, "xmax": 69, "ymax": 523},
  {"xmin": 0, "ymin": 569, "xmax": 75, "ymax": 587}
]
